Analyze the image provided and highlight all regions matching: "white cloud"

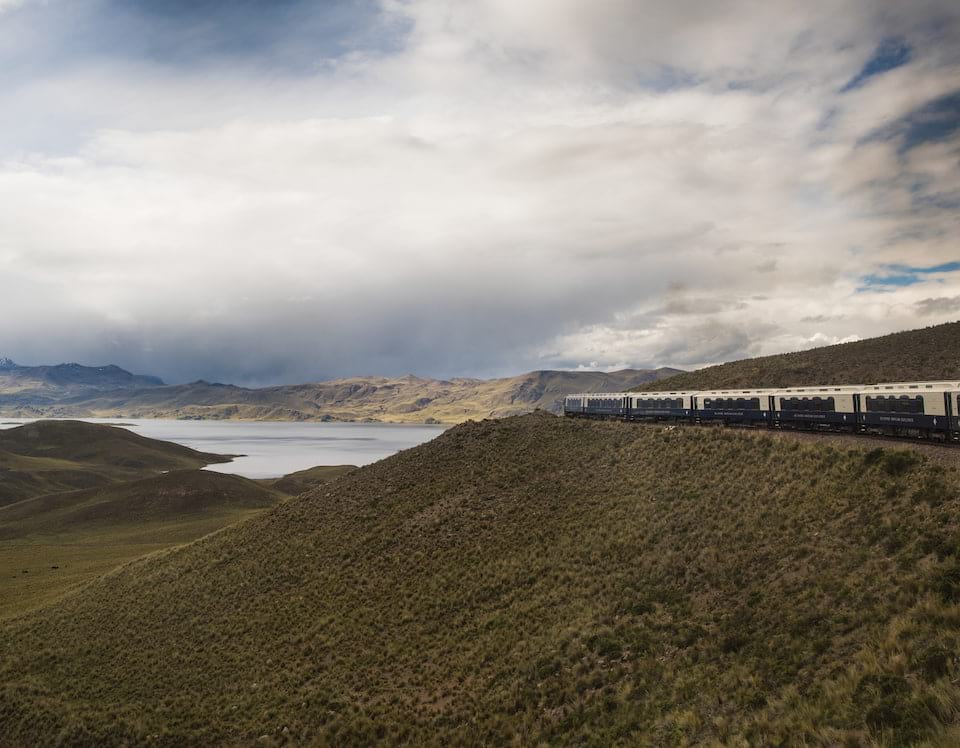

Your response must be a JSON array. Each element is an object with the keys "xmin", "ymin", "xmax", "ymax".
[{"xmin": 0, "ymin": 0, "xmax": 959, "ymax": 382}]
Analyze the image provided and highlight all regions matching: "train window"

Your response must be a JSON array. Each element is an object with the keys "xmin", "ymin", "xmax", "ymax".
[
  {"xmin": 587, "ymin": 398, "xmax": 624, "ymax": 408},
  {"xmin": 865, "ymin": 395, "xmax": 924, "ymax": 414},
  {"xmin": 781, "ymin": 396, "xmax": 836, "ymax": 412},
  {"xmin": 703, "ymin": 397, "xmax": 761, "ymax": 409},
  {"xmin": 634, "ymin": 397, "xmax": 682, "ymax": 409}
]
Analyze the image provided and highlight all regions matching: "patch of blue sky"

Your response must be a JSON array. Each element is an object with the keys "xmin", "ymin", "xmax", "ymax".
[
  {"xmin": 636, "ymin": 65, "xmax": 701, "ymax": 92},
  {"xmin": 899, "ymin": 91, "xmax": 960, "ymax": 151},
  {"xmin": 857, "ymin": 90, "xmax": 960, "ymax": 153},
  {"xmin": 126, "ymin": 0, "xmax": 403, "ymax": 64},
  {"xmin": 910, "ymin": 189, "xmax": 960, "ymax": 212},
  {"xmin": 840, "ymin": 36, "xmax": 912, "ymax": 92},
  {"xmin": 1, "ymin": 0, "xmax": 406, "ymax": 78},
  {"xmin": 858, "ymin": 261, "xmax": 960, "ymax": 291}
]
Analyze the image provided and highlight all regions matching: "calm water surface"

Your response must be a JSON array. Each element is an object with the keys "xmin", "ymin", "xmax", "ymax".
[{"xmin": 0, "ymin": 418, "xmax": 447, "ymax": 478}]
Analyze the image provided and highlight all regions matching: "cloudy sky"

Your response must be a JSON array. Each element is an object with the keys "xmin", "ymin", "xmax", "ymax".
[{"xmin": 1, "ymin": 0, "xmax": 959, "ymax": 385}]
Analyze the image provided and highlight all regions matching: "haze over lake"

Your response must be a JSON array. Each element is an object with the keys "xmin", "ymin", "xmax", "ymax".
[{"xmin": 0, "ymin": 419, "xmax": 447, "ymax": 478}]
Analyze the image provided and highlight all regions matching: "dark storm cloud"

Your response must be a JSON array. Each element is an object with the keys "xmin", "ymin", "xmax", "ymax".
[
  {"xmin": 1, "ymin": 261, "xmax": 656, "ymax": 385},
  {"xmin": 915, "ymin": 296, "xmax": 960, "ymax": 316},
  {"xmin": 653, "ymin": 320, "xmax": 772, "ymax": 368}
]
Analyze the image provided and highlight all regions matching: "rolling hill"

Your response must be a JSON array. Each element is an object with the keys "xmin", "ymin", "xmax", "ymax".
[
  {"xmin": 638, "ymin": 320, "xmax": 960, "ymax": 392},
  {"xmin": 1, "ymin": 368, "xmax": 682, "ymax": 423},
  {"xmin": 261, "ymin": 465, "xmax": 356, "ymax": 496},
  {"xmin": 0, "ymin": 470, "xmax": 280, "ymax": 539},
  {"xmin": 2, "ymin": 413, "xmax": 959, "ymax": 744},
  {"xmin": 0, "ymin": 421, "xmax": 265, "ymax": 618},
  {"xmin": 0, "ymin": 420, "xmax": 231, "ymax": 507}
]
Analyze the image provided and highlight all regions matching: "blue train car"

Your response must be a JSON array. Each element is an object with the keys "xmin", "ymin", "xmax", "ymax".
[
  {"xmin": 563, "ymin": 393, "xmax": 630, "ymax": 418},
  {"xmin": 772, "ymin": 387, "xmax": 858, "ymax": 430},
  {"xmin": 629, "ymin": 393, "xmax": 694, "ymax": 421},
  {"xmin": 565, "ymin": 381, "xmax": 960, "ymax": 439},
  {"xmin": 857, "ymin": 383, "xmax": 955, "ymax": 434},
  {"xmin": 695, "ymin": 391, "xmax": 772, "ymax": 425}
]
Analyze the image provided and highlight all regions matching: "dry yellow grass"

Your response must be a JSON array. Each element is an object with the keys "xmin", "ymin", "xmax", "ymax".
[{"xmin": 1, "ymin": 414, "xmax": 959, "ymax": 744}]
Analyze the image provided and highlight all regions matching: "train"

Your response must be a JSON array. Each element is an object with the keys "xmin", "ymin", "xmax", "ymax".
[{"xmin": 563, "ymin": 381, "xmax": 960, "ymax": 440}]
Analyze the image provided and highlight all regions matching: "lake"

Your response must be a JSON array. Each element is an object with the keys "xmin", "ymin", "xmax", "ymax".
[{"xmin": 0, "ymin": 418, "xmax": 448, "ymax": 478}]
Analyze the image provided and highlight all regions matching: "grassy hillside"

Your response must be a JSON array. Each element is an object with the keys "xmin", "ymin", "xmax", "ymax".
[
  {"xmin": 261, "ymin": 464, "xmax": 355, "ymax": 496},
  {"xmin": 0, "ymin": 421, "xmax": 230, "ymax": 506},
  {"xmin": 2, "ymin": 414, "xmax": 959, "ymax": 744},
  {"xmin": 0, "ymin": 470, "xmax": 280, "ymax": 539},
  {"xmin": 0, "ymin": 368, "xmax": 682, "ymax": 423},
  {"xmin": 639, "ymin": 320, "xmax": 960, "ymax": 391},
  {"xmin": 0, "ymin": 470, "xmax": 282, "ymax": 620}
]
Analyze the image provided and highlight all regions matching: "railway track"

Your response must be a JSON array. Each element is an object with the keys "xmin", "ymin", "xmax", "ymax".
[{"xmin": 570, "ymin": 414, "xmax": 960, "ymax": 450}]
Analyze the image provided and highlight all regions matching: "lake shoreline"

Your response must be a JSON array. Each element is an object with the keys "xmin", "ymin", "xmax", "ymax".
[{"xmin": 0, "ymin": 418, "xmax": 447, "ymax": 479}]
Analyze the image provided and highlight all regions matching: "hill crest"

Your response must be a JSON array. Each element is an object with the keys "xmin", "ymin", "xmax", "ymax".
[{"xmin": 637, "ymin": 320, "xmax": 960, "ymax": 392}]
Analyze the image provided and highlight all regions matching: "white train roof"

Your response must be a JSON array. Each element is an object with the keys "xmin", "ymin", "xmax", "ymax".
[{"xmin": 565, "ymin": 381, "xmax": 960, "ymax": 400}]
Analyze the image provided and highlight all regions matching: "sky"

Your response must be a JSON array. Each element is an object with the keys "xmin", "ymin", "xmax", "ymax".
[{"xmin": 1, "ymin": 0, "xmax": 959, "ymax": 385}]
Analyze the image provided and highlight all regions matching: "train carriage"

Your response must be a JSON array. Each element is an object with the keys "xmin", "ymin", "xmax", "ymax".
[
  {"xmin": 629, "ymin": 392, "xmax": 695, "ymax": 421},
  {"xmin": 563, "ymin": 394, "xmax": 586, "ymax": 417},
  {"xmin": 857, "ymin": 382, "xmax": 957, "ymax": 435},
  {"xmin": 694, "ymin": 389, "xmax": 773, "ymax": 425},
  {"xmin": 564, "ymin": 393, "xmax": 630, "ymax": 418},
  {"xmin": 773, "ymin": 386, "xmax": 858, "ymax": 430}
]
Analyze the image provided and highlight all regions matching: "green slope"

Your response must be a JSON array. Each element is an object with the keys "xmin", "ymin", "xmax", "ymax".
[
  {"xmin": 0, "ymin": 420, "xmax": 231, "ymax": 506},
  {"xmin": 637, "ymin": 320, "xmax": 960, "ymax": 391},
  {"xmin": 0, "ymin": 470, "xmax": 280, "ymax": 539},
  {"xmin": 1, "ymin": 414, "xmax": 959, "ymax": 744},
  {"xmin": 0, "ymin": 470, "xmax": 282, "ymax": 620},
  {"xmin": 0, "ymin": 449, "xmax": 122, "ymax": 506},
  {"xmin": 262, "ymin": 464, "xmax": 356, "ymax": 496}
]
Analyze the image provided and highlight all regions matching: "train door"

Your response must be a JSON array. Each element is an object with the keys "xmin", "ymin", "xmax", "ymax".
[{"xmin": 947, "ymin": 392, "xmax": 957, "ymax": 438}]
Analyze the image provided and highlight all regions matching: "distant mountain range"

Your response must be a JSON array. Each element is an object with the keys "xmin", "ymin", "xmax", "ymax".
[
  {"xmin": 0, "ymin": 359, "xmax": 163, "ymax": 406},
  {"xmin": 9, "ymin": 320, "xmax": 960, "ymax": 423},
  {"xmin": 0, "ymin": 360, "xmax": 681, "ymax": 423}
]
